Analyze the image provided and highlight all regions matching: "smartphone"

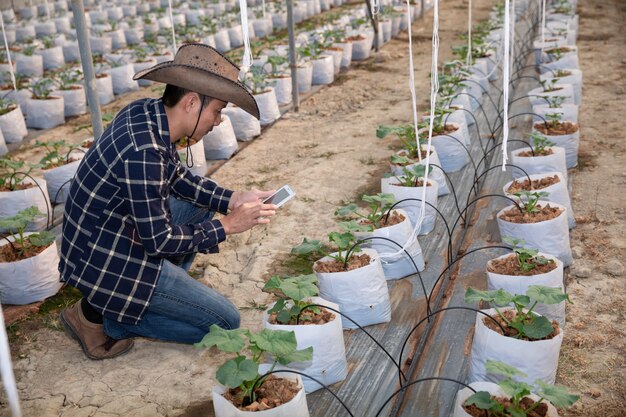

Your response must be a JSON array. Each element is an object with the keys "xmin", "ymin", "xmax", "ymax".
[{"xmin": 263, "ymin": 185, "xmax": 295, "ymax": 208}]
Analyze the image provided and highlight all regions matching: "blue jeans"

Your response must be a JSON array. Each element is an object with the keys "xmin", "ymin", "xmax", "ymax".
[{"xmin": 103, "ymin": 197, "xmax": 240, "ymax": 343}]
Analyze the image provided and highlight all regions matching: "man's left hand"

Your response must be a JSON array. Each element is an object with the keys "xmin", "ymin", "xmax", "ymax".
[{"xmin": 229, "ymin": 189, "xmax": 276, "ymax": 210}]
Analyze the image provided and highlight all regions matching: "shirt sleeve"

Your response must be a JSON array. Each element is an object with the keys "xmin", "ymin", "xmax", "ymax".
[
  {"xmin": 118, "ymin": 148, "xmax": 227, "ymax": 257},
  {"xmin": 169, "ymin": 151, "xmax": 233, "ymax": 215}
]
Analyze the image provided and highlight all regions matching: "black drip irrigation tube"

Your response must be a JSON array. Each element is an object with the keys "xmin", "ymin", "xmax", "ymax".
[
  {"xmin": 443, "ymin": 105, "xmax": 487, "ymax": 157},
  {"xmin": 430, "ymin": 134, "xmax": 479, "ymax": 188},
  {"xmin": 397, "ymin": 303, "xmax": 508, "ymax": 388},
  {"xmin": 512, "ymin": 63, "xmax": 559, "ymax": 79},
  {"xmin": 461, "ymin": 78, "xmax": 501, "ymax": 117},
  {"xmin": 490, "ymin": 112, "xmax": 549, "ymax": 139},
  {"xmin": 9, "ymin": 172, "xmax": 52, "ymax": 230},
  {"xmin": 449, "ymin": 91, "xmax": 495, "ymax": 140},
  {"xmin": 295, "ymin": 303, "xmax": 407, "ymax": 385},
  {"xmin": 475, "ymin": 139, "xmax": 535, "ymax": 174},
  {"xmin": 374, "ymin": 376, "xmax": 477, "ymax": 417},
  {"xmin": 50, "ymin": 178, "xmax": 74, "ymax": 228},
  {"xmin": 252, "ymin": 369, "xmax": 355, "ymax": 417},
  {"xmin": 429, "ymin": 163, "xmax": 465, "ymax": 224},
  {"xmin": 384, "ymin": 198, "xmax": 452, "ymax": 266},
  {"xmin": 343, "ymin": 237, "xmax": 431, "ymax": 317},
  {"xmin": 468, "ymin": 163, "xmax": 534, "ymax": 208}
]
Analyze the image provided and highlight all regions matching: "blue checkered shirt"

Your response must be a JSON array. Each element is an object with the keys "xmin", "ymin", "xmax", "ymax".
[{"xmin": 59, "ymin": 98, "xmax": 233, "ymax": 325}]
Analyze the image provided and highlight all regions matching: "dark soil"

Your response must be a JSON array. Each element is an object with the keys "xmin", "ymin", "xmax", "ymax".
[
  {"xmin": 545, "ymin": 46, "xmax": 573, "ymax": 54},
  {"xmin": 534, "ymin": 121, "xmax": 579, "ymax": 135},
  {"xmin": 487, "ymin": 254, "xmax": 558, "ymax": 276},
  {"xmin": 82, "ymin": 139, "xmax": 93, "ymax": 148},
  {"xmin": 360, "ymin": 211, "xmax": 406, "ymax": 229},
  {"xmin": 314, "ymin": 253, "xmax": 372, "ymax": 273},
  {"xmin": 267, "ymin": 306, "xmax": 336, "ymax": 326},
  {"xmin": 0, "ymin": 239, "xmax": 50, "ymax": 262},
  {"xmin": 499, "ymin": 203, "xmax": 563, "ymax": 223},
  {"xmin": 394, "ymin": 149, "xmax": 432, "ymax": 164},
  {"xmin": 506, "ymin": 175, "xmax": 560, "ymax": 193},
  {"xmin": 0, "ymin": 103, "xmax": 17, "ymax": 116},
  {"xmin": 433, "ymin": 123, "xmax": 459, "ymax": 135},
  {"xmin": 346, "ymin": 35, "xmax": 366, "ymax": 41},
  {"xmin": 223, "ymin": 375, "xmax": 300, "ymax": 411},
  {"xmin": 391, "ymin": 180, "xmax": 432, "ymax": 187},
  {"xmin": 483, "ymin": 309, "xmax": 560, "ymax": 341},
  {"xmin": 0, "ymin": 182, "xmax": 35, "ymax": 192},
  {"xmin": 464, "ymin": 396, "xmax": 549, "ymax": 417},
  {"xmin": 518, "ymin": 148, "xmax": 554, "ymax": 157}
]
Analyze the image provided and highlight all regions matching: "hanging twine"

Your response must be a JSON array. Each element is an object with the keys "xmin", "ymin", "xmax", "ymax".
[
  {"xmin": 371, "ymin": 0, "xmax": 381, "ymax": 17},
  {"xmin": 0, "ymin": 12, "xmax": 16, "ymax": 91},
  {"xmin": 405, "ymin": 0, "xmax": 420, "ymax": 162},
  {"xmin": 167, "ymin": 0, "xmax": 178, "ymax": 53},
  {"xmin": 501, "ymin": 0, "xmax": 511, "ymax": 171},
  {"xmin": 466, "ymin": 0, "xmax": 472, "ymax": 67},
  {"xmin": 262, "ymin": 0, "xmax": 267, "ymax": 19},
  {"xmin": 541, "ymin": 0, "xmax": 546, "ymax": 53},
  {"xmin": 238, "ymin": 0, "xmax": 253, "ymax": 80},
  {"xmin": 0, "ymin": 305, "xmax": 22, "ymax": 417}
]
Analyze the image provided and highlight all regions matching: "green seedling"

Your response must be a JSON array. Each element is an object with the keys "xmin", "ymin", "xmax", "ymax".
[
  {"xmin": 21, "ymin": 45, "xmax": 37, "ymax": 57},
  {"xmin": 502, "ymin": 237, "xmax": 553, "ymax": 273},
  {"xmin": 554, "ymin": 69, "xmax": 571, "ymax": 78},
  {"xmin": 195, "ymin": 325, "xmax": 312, "ymax": 407},
  {"xmin": 0, "ymin": 158, "xmax": 35, "ymax": 190},
  {"xmin": 292, "ymin": 229, "xmax": 364, "ymax": 266},
  {"xmin": 335, "ymin": 193, "xmax": 396, "ymax": 229},
  {"xmin": 464, "ymin": 286, "xmax": 570, "ymax": 339},
  {"xmin": 263, "ymin": 273, "xmax": 320, "ymax": 324},
  {"xmin": 539, "ymin": 78, "xmax": 560, "ymax": 93},
  {"xmin": 54, "ymin": 67, "xmax": 83, "ymax": 91},
  {"xmin": 391, "ymin": 164, "xmax": 433, "ymax": 188},
  {"xmin": 0, "ymin": 206, "xmax": 55, "ymax": 257},
  {"xmin": 34, "ymin": 140, "xmax": 82, "ymax": 170},
  {"xmin": 546, "ymin": 95, "xmax": 566, "ymax": 108},
  {"xmin": 0, "ymin": 96, "xmax": 16, "ymax": 116},
  {"xmin": 377, "ymin": 124, "xmax": 421, "ymax": 160},
  {"xmin": 529, "ymin": 132, "xmax": 554, "ymax": 154},
  {"xmin": 465, "ymin": 360, "xmax": 579, "ymax": 416},
  {"xmin": 266, "ymin": 55, "xmax": 288, "ymax": 76},
  {"xmin": 544, "ymin": 112, "xmax": 564, "ymax": 129},
  {"xmin": 243, "ymin": 65, "xmax": 270, "ymax": 95},
  {"xmin": 513, "ymin": 190, "xmax": 550, "ymax": 214},
  {"xmin": 28, "ymin": 78, "xmax": 55, "ymax": 99}
]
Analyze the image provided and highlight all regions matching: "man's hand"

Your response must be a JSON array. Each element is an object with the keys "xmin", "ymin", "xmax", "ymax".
[
  {"xmin": 220, "ymin": 201, "xmax": 277, "ymax": 235},
  {"xmin": 228, "ymin": 189, "xmax": 276, "ymax": 210}
]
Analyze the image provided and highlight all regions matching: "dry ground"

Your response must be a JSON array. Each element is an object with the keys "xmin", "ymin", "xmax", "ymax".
[{"xmin": 1, "ymin": 0, "xmax": 624, "ymax": 416}]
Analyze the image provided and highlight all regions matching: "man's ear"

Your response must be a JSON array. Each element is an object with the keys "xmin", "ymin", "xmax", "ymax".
[{"xmin": 182, "ymin": 92, "xmax": 199, "ymax": 114}]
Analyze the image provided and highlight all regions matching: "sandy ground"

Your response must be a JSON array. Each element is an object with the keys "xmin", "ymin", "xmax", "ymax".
[{"xmin": 1, "ymin": 0, "xmax": 625, "ymax": 416}]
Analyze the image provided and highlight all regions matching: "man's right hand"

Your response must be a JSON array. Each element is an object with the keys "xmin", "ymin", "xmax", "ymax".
[{"xmin": 219, "ymin": 202, "xmax": 277, "ymax": 235}]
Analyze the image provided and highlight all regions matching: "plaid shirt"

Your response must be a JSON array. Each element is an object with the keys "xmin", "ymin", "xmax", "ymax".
[{"xmin": 59, "ymin": 98, "xmax": 232, "ymax": 325}]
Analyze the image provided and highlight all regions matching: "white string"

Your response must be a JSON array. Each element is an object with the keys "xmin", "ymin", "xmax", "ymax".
[
  {"xmin": 238, "ymin": 0, "xmax": 253, "ymax": 80},
  {"xmin": 405, "ymin": 0, "xmax": 420, "ymax": 162},
  {"xmin": 541, "ymin": 0, "xmax": 546, "ymax": 53},
  {"xmin": 501, "ymin": 0, "xmax": 511, "ymax": 171},
  {"xmin": 0, "ymin": 305, "xmax": 22, "ymax": 417},
  {"xmin": 44, "ymin": 0, "xmax": 51, "ymax": 20},
  {"xmin": 262, "ymin": 0, "xmax": 267, "ymax": 18},
  {"xmin": 510, "ymin": 0, "xmax": 516, "ymax": 76},
  {"xmin": 0, "ymin": 12, "xmax": 16, "ymax": 91},
  {"xmin": 466, "ymin": 0, "xmax": 472, "ymax": 67},
  {"xmin": 371, "ymin": 0, "xmax": 381, "ymax": 17},
  {"xmin": 167, "ymin": 0, "xmax": 177, "ymax": 53}
]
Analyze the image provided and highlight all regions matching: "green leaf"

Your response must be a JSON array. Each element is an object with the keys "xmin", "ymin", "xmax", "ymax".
[
  {"xmin": 328, "ymin": 231, "xmax": 355, "ymax": 251},
  {"xmin": 493, "ymin": 289, "xmax": 518, "ymax": 307},
  {"xmin": 521, "ymin": 315, "xmax": 554, "ymax": 339},
  {"xmin": 535, "ymin": 381, "xmax": 579, "ymax": 408},
  {"xmin": 280, "ymin": 274, "xmax": 318, "ymax": 301},
  {"xmin": 507, "ymin": 407, "xmax": 527, "ymax": 417},
  {"xmin": 194, "ymin": 324, "xmax": 246, "ymax": 352},
  {"xmin": 277, "ymin": 346, "xmax": 313, "ymax": 365},
  {"xmin": 464, "ymin": 288, "xmax": 498, "ymax": 303},
  {"xmin": 291, "ymin": 238, "xmax": 323, "ymax": 255},
  {"xmin": 263, "ymin": 276, "xmax": 283, "ymax": 292},
  {"xmin": 485, "ymin": 360, "xmax": 528, "ymax": 379},
  {"xmin": 502, "ymin": 236, "xmax": 524, "ymax": 248},
  {"xmin": 267, "ymin": 298, "xmax": 287, "ymax": 314},
  {"xmin": 526, "ymin": 285, "xmax": 570, "ymax": 305},
  {"xmin": 216, "ymin": 356, "xmax": 259, "ymax": 388},
  {"xmin": 335, "ymin": 203, "xmax": 359, "ymax": 217},
  {"xmin": 499, "ymin": 379, "xmax": 533, "ymax": 401},
  {"xmin": 510, "ymin": 294, "xmax": 531, "ymax": 308},
  {"xmin": 338, "ymin": 220, "xmax": 373, "ymax": 233},
  {"xmin": 465, "ymin": 391, "xmax": 497, "ymax": 410},
  {"xmin": 28, "ymin": 231, "xmax": 55, "ymax": 247},
  {"xmin": 276, "ymin": 309, "xmax": 292, "ymax": 324},
  {"xmin": 376, "ymin": 125, "xmax": 394, "ymax": 139},
  {"xmin": 390, "ymin": 154, "xmax": 414, "ymax": 165},
  {"xmin": 250, "ymin": 329, "xmax": 297, "ymax": 358}
]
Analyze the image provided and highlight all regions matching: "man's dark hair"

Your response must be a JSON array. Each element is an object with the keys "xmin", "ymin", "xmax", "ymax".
[{"xmin": 162, "ymin": 84, "xmax": 212, "ymax": 108}]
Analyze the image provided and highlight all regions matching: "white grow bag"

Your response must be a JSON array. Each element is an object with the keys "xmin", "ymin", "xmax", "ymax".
[
  {"xmin": 509, "ymin": 146, "xmax": 568, "ymax": 182},
  {"xmin": 43, "ymin": 155, "xmax": 83, "ymax": 203},
  {"xmin": 354, "ymin": 209, "xmax": 426, "ymax": 279},
  {"xmin": 531, "ymin": 122, "xmax": 579, "ymax": 169},
  {"xmin": 212, "ymin": 364, "xmax": 309, "ymax": 417},
  {"xmin": 177, "ymin": 138, "xmax": 207, "ymax": 177},
  {"xmin": 105, "ymin": 64, "xmax": 139, "ymax": 95},
  {"xmin": 0, "ymin": 233, "xmax": 62, "ymax": 305},
  {"xmin": 453, "ymin": 382, "xmax": 559, "ymax": 417},
  {"xmin": 296, "ymin": 62, "xmax": 313, "ymax": 93},
  {"xmin": 222, "ymin": 106, "xmax": 261, "ymax": 142},
  {"xmin": 381, "ymin": 177, "xmax": 439, "ymax": 235},
  {"xmin": 311, "ymin": 55, "xmax": 334, "ymax": 85},
  {"xmin": 203, "ymin": 115, "xmax": 238, "ymax": 160},
  {"xmin": 263, "ymin": 297, "xmax": 348, "ymax": 393},
  {"xmin": 26, "ymin": 96, "xmax": 65, "ymax": 129},
  {"xmin": 314, "ymin": 248, "xmax": 391, "ymax": 329},
  {"xmin": 468, "ymin": 308, "xmax": 563, "ymax": 385},
  {"xmin": 267, "ymin": 75, "xmax": 292, "ymax": 105},
  {"xmin": 487, "ymin": 253, "xmax": 565, "ymax": 328},
  {"xmin": 390, "ymin": 148, "xmax": 451, "ymax": 196},
  {"xmin": 425, "ymin": 124, "xmax": 469, "ymax": 173},
  {"xmin": 54, "ymin": 86, "xmax": 87, "ymax": 117},
  {"xmin": 532, "ymin": 103, "xmax": 578, "ymax": 124},
  {"xmin": 254, "ymin": 88, "xmax": 281, "ymax": 126},
  {"xmin": 527, "ymin": 83, "xmax": 575, "ymax": 107},
  {"xmin": 540, "ymin": 69, "xmax": 582, "ymax": 105},
  {"xmin": 503, "ymin": 172, "xmax": 574, "ymax": 228},
  {"xmin": 496, "ymin": 202, "xmax": 573, "ymax": 266},
  {"xmin": 0, "ymin": 105, "xmax": 28, "ymax": 144}
]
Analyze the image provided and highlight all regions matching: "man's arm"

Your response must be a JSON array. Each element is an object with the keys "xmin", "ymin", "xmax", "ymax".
[{"xmin": 169, "ymin": 158, "xmax": 232, "ymax": 214}]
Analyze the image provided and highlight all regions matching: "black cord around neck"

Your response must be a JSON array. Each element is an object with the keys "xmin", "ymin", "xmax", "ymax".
[{"xmin": 186, "ymin": 95, "xmax": 206, "ymax": 168}]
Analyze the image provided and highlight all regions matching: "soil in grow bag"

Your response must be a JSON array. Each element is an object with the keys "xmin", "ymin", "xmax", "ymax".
[
  {"xmin": 534, "ymin": 121, "xmax": 579, "ymax": 136},
  {"xmin": 487, "ymin": 254, "xmax": 558, "ymax": 276},
  {"xmin": 360, "ymin": 211, "xmax": 406, "ymax": 228},
  {"xmin": 390, "ymin": 179, "xmax": 432, "ymax": 188},
  {"xmin": 483, "ymin": 310, "xmax": 560, "ymax": 341},
  {"xmin": 0, "ymin": 182, "xmax": 35, "ymax": 192},
  {"xmin": 505, "ymin": 175, "xmax": 560, "ymax": 193},
  {"xmin": 517, "ymin": 148, "xmax": 554, "ymax": 157},
  {"xmin": 0, "ymin": 237, "xmax": 50, "ymax": 261},
  {"xmin": 499, "ymin": 204, "xmax": 563, "ymax": 223},
  {"xmin": 395, "ymin": 149, "xmax": 432, "ymax": 164},
  {"xmin": 82, "ymin": 139, "xmax": 93, "ymax": 148},
  {"xmin": 267, "ymin": 306, "xmax": 335, "ymax": 326},
  {"xmin": 43, "ymin": 157, "xmax": 79, "ymax": 170},
  {"xmin": 464, "ymin": 396, "xmax": 549, "ymax": 417},
  {"xmin": 223, "ymin": 375, "xmax": 300, "ymax": 411},
  {"xmin": 314, "ymin": 253, "xmax": 371, "ymax": 273}
]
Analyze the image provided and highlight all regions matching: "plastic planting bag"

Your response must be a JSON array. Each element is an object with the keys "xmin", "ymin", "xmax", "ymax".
[
  {"xmin": 390, "ymin": 148, "xmax": 450, "ymax": 196},
  {"xmin": 43, "ymin": 156, "xmax": 83, "ymax": 203},
  {"xmin": 509, "ymin": 146, "xmax": 568, "ymax": 182},
  {"xmin": 222, "ymin": 106, "xmax": 261, "ymax": 142},
  {"xmin": 204, "ymin": 115, "xmax": 239, "ymax": 160},
  {"xmin": 178, "ymin": 139, "xmax": 206, "ymax": 178},
  {"xmin": 0, "ymin": 177, "xmax": 51, "ymax": 232},
  {"xmin": 468, "ymin": 308, "xmax": 563, "ymax": 385},
  {"xmin": 254, "ymin": 88, "xmax": 281, "ymax": 126},
  {"xmin": 263, "ymin": 297, "xmax": 347, "ymax": 393},
  {"xmin": 426, "ymin": 124, "xmax": 469, "ymax": 173},
  {"xmin": 381, "ymin": 177, "xmax": 439, "ymax": 235},
  {"xmin": 26, "ymin": 96, "xmax": 65, "ymax": 130}
]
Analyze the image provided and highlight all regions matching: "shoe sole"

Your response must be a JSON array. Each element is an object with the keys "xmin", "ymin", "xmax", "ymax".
[{"xmin": 59, "ymin": 311, "xmax": 134, "ymax": 360}]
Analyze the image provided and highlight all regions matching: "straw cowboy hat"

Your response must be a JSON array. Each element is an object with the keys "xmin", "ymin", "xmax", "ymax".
[{"xmin": 133, "ymin": 43, "xmax": 260, "ymax": 119}]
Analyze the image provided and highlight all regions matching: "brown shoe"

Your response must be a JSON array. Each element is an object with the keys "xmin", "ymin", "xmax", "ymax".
[{"xmin": 60, "ymin": 301, "xmax": 134, "ymax": 360}]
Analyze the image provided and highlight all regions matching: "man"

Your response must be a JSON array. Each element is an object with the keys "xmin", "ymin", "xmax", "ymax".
[{"xmin": 58, "ymin": 43, "xmax": 277, "ymax": 360}]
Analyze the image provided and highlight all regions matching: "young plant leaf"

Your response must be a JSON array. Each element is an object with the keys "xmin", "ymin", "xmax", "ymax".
[
  {"xmin": 338, "ymin": 220, "xmax": 373, "ymax": 233},
  {"xmin": 276, "ymin": 346, "xmax": 313, "ymax": 365},
  {"xmin": 216, "ymin": 356, "xmax": 259, "ymax": 388},
  {"xmin": 280, "ymin": 274, "xmax": 318, "ymax": 301},
  {"xmin": 498, "ymin": 378, "xmax": 533, "ymax": 401},
  {"xmin": 267, "ymin": 298, "xmax": 287, "ymax": 314},
  {"xmin": 485, "ymin": 360, "xmax": 528, "ymax": 379},
  {"xmin": 521, "ymin": 315, "xmax": 554, "ymax": 339},
  {"xmin": 535, "ymin": 381, "xmax": 580, "ymax": 408},
  {"xmin": 465, "ymin": 391, "xmax": 497, "ymax": 410},
  {"xmin": 194, "ymin": 324, "xmax": 246, "ymax": 352},
  {"xmin": 291, "ymin": 238, "xmax": 323, "ymax": 255},
  {"xmin": 526, "ymin": 285, "xmax": 570, "ymax": 305},
  {"xmin": 335, "ymin": 203, "xmax": 359, "ymax": 218},
  {"xmin": 250, "ymin": 328, "xmax": 298, "ymax": 358},
  {"xmin": 28, "ymin": 231, "xmax": 55, "ymax": 247},
  {"xmin": 390, "ymin": 154, "xmax": 414, "ymax": 165},
  {"xmin": 328, "ymin": 231, "xmax": 355, "ymax": 251},
  {"xmin": 376, "ymin": 125, "xmax": 394, "ymax": 139},
  {"xmin": 263, "ymin": 276, "xmax": 283, "ymax": 292},
  {"xmin": 464, "ymin": 288, "xmax": 498, "ymax": 304}
]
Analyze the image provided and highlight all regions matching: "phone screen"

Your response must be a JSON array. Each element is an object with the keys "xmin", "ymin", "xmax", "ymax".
[{"xmin": 264, "ymin": 188, "xmax": 291, "ymax": 205}]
